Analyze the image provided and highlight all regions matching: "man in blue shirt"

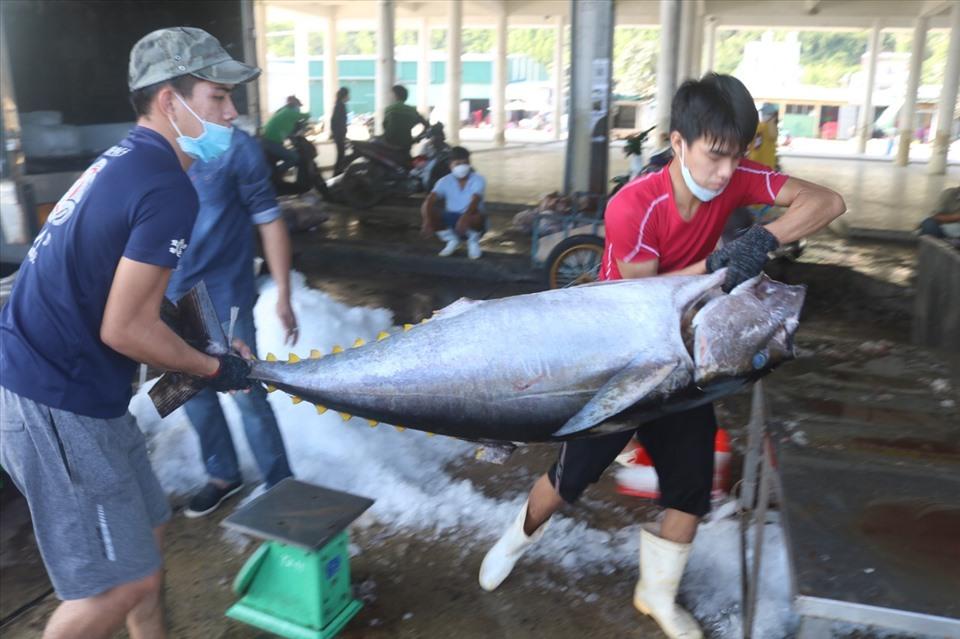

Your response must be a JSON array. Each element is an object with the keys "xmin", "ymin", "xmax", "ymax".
[
  {"xmin": 167, "ymin": 126, "xmax": 297, "ymax": 517},
  {"xmin": 420, "ymin": 146, "xmax": 487, "ymax": 259},
  {"xmin": 0, "ymin": 28, "xmax": 258, "ymax": 639}
]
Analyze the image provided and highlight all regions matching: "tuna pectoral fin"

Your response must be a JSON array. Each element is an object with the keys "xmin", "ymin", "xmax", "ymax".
[
  {"xmin": 552, "ymin": 359, "xmax": 685, "ymax": 438},
  {"xmin": 149, "ymin": 281, "xmax": 229, "ymax": 418}
]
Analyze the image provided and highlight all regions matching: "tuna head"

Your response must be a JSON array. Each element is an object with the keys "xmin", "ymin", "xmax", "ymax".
[{"xmin": 691, "ymin": 274, "xmax": 806, "ymax": 386}]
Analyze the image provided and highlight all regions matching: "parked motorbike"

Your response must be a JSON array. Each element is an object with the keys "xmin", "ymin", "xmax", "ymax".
[
  {"xmin": 609, "ymin": 127, "xmax": 669, "ymax": 197},
  {"xmin": 334, "ymin": 123, "xmax": 451, "ymax": 209},
  {"xmin": 261, "ymin": 120, "xmax": 330, "ymax": 200}
]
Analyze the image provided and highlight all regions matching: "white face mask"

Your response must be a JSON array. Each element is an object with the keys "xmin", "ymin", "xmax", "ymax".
[
  {"xmin": 451, "ymin": 164, "xmax": 471, "ymax": 179},
  {"xmin": 679, "ymin": 141, "xmax": 724, "ymax": 202}
]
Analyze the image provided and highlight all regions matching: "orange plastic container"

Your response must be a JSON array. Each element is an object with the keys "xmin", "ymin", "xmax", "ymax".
[{"xmin": 616, "ymin": 428, "xmax": 732, "ymax": 499}]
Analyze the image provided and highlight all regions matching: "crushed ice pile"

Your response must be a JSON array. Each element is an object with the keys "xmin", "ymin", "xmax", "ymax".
[{"xmin": 130, "ymin": 272, "xmax": 796, "ymax": 638}]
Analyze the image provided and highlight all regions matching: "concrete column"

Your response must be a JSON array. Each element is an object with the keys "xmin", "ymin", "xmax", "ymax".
[
  {"xmin": 446, "ymin": 0, "xmax": 463, "ymax": 145},
  {"xmin": 293, "ymin": 17, "xmax": 312, "ymax": 114},
  {"xmin": 703, "ymin": 17, "xmax": 717, "ymax": 73},
  {"xmin": 564, "ymin": 0, "xmax": 614, "ymax": 194},
  {"xmin": 418, "ymin": 18, "xmax": 431, "ymax": 119},
  {"xmin": 929, "ymin": 1, "xmax": 960, "ymax": 175},
  {"xmin": 254, "ymin": 0, "xmax": 270, "ymax": 125},
  {"xmin": 896, "ymin": 17, "xmax": 927, "ymax": 166},
  {"xmin": 240, "ymin": 0, "xmax": 261, "ymax": 128},
  {"xmin": 655, "ymin": 0, "xmax": 680, "ymax": 145},
  {"xmin": 700, "ymin": 16, "xmax": 717, "ymax": 75},
  {"xmin": 324, "ymin": 10, "xmax": 339, "ymax": 139},
  {"xmin": 856, "ymin": 23, "xmax": 881, "ymax": 155},
  {"xmin": 688, "ymin": 4, "xmax": 704, "ymax": 79},
  {"xmin": 374, "ymin": 0, "xmax": 396, "ymax": 136},
  {"xmin": 553, "ymin": 14, "xmax": 565, "ymax": 139},
  {"xmin": 676, "ymin": 0, "xmax": 695, "ymax": 83},
  {"xmin": 492, "ymin": 2, "xmax": 507, "ymax": 146},
  {"xmin": 811, "ymin": 103, "xmax": 822, "ymax": 137}
]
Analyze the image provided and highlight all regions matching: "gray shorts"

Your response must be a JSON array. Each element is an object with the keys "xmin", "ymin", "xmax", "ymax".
[{"xmin": 0, "ymin": 387, "xmax": 171, "ymax": 600}]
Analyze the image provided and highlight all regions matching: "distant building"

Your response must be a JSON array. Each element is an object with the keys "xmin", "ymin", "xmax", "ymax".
[
  {"xmin": 735, "ymin": 32, "xmax": 943, "ymax": 141},
  {"xmin": 266, "ymin": 48, "xmax": 551, "ymax": 122}
]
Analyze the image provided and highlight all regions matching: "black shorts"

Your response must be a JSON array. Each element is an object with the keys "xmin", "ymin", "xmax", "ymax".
[{"xmin": 547, "ymin": 403, "xmax": 717, "ymax": 517}]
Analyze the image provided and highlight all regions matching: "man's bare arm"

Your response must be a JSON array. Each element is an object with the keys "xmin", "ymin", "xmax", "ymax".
[
  {"xmin": 767, "ymin": 176, "xmax": 846, "ymax": 244},
  {"xmin": 934, "ymin": 212, "xmax": 960, "ymax": 224},
  {"xmin": 617, "ymin": 257, "xmax": 707, "ymax": 279},
  {"xmin": 258, "ymin": 217, "xmax": 298, "ymax": 345},
  {"xmin": 616, "ymin": 258, "xmax": 659, "ymax": 279},
  {"xmin": 101, "ymin": 257, "xmax": 219, "ymax": 376}
]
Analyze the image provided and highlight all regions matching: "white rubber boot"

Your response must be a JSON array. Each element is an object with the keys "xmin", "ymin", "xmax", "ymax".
[
  {"xmin": 633, "ymin": 528, "xmax": 703, "ymax": 639},
  {"xmin": 437, "ymin": 229, "xmax": 461, "ymax": 256},
  {"xmin": 478, "ymin": 500, "xmax": 548, "ymax": 591},
  {"xmin": 466, "ymin": 230, "xmax": 483, "ymax": 260}
]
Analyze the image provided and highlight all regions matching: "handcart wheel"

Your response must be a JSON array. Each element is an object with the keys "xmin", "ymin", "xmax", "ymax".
[{"xmin": 545, "ymin": 235, "xmax": 605, "ymax": 289}]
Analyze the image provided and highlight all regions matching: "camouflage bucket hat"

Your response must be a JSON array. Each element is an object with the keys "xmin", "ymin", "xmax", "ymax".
[{"xmin": 129, "ymin": 27, "xmax": 260, "ymax": 91}]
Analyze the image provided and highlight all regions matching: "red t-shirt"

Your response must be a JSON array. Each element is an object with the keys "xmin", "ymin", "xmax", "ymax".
[{"xmin": 600, "ymin": 159, "xmax": 789, "ymax": 280}]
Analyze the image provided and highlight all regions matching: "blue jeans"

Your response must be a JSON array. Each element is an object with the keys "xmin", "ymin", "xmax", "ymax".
[
  {"xmin": 442, "ymin": 211, "xmax": 488, "ymax": 239},
  {"xmin": 183, "ymin": 308, "xmax": 292, "ymax": 488}
]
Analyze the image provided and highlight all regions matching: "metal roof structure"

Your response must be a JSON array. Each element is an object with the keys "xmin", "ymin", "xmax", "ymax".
[{"xmin": 266, "ymin": 0, "xmax": 958, "ymax": 30}]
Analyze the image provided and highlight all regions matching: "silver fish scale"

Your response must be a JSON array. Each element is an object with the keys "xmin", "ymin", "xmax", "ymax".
[{"xmin": 248, "ymin": 274, "xmax": 727, "ymax": 440}]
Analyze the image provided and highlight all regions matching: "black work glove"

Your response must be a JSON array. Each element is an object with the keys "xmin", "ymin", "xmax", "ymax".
[
  {"xmin": 205, "ymin": 354, "xmax": 252, "ymax": 392},
  {"xmin": 706, "ymin": 225, "xmax": 780, "ymax": 292}
]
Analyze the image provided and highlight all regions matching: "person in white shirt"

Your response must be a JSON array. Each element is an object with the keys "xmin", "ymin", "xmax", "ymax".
[{"xmin": 420, "ymin": 146, "xmax": 487, "ymax": 259}]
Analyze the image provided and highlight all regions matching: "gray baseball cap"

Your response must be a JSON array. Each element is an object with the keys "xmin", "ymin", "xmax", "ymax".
[{"xmin": 129, "ymin": 27, "xmax": 260, "ymax": 91}]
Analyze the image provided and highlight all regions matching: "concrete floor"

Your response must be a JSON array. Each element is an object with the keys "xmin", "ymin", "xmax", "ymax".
[{"xmin": 314, "ymin": 139, "xmax": 960, "ymax": 234}]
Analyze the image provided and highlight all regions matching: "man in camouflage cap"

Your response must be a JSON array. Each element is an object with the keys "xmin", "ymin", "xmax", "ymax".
[
  {"xmin": 128, "ymin": 26, "xmax": 259, "ymax": 90},
  {"xmin": 1, "ymin": 26, "xmax": 258, "ymax": 639}
]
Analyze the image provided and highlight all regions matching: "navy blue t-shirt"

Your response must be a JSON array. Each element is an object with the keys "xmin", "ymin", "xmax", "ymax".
[{"xmin": 0, "ymin": 127, "xmax": 198, "ymax": 418}]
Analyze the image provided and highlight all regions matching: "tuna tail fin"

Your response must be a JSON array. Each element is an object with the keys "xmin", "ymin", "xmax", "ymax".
[{"xmin": 149, "ymin": 281, "xmax": 229, "ymax": 418}]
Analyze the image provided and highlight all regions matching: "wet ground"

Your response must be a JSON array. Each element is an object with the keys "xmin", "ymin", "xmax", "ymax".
[{"xmin": 2, "ymin": 195, "xmax": 957, "ymax": 638}]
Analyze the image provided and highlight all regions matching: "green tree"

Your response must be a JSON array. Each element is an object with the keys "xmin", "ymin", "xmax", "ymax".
[
  {"xmin": 714, "ymin": 29, "xmax": 765, "ymax": 74},
  {"xmin": 922, "ymin": 31, "xmax": 950, "ymax": 86},
  {"xmin": 266, "ymin": 21, "xmax": 293, "ymax": 58},
  {"xmin": 339, "ymin": 31, "xmax": 376, "ymax": 55},
  {"xmin": 508, "ymin": 28, "xmax": 556, "ymax": 70},
  {"xmin": 396, "ymin": 30, "xmax": 418, "ymax": 47},
  {"xmin": 308, "ymin": 32, "xmax": 324, "ymax": 56},
  {"xmin": 613, "ymin": 27, "xmax": 658, "ymax": 98},
  {"xmin": 463, "ymin": 28, "xmax": 493, "ymax": 53}
]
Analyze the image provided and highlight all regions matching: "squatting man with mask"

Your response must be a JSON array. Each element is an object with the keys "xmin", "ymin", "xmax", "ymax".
[
  {"xmin": 0, "ymin": 27, "xmax": 258, "ymax": 639},
  {"xmin": 420, "ymin": 146, "xmax": 488, "ymax": 259},
  {"xmin": 478, "ymin": 73, "xmax": 845, "ymax": 639}
]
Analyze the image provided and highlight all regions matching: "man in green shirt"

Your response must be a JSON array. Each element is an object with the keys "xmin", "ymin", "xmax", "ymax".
[
  {"xmin": 383, "ymin": 84, "xmax": 428, "ymax": 155},
  {"xmin": 261, "ymin": 95, "xmax": 309, "ymax": 172}
]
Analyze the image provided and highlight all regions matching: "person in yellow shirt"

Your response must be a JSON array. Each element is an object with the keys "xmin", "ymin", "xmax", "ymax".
[{"xmin": 749, "ymin": 103, "xmax": 779, "ymax": 169}]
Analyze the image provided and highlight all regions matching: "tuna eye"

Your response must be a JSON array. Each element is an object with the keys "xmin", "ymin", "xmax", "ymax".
[{"xmin": 752, "ymin": 351, "xmax": 769, "ymax": 369}]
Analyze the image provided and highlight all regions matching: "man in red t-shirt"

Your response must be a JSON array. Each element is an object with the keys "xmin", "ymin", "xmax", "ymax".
[{"xmin": 478, "ymin": 74, "xmax": 845, "ymax": 638}]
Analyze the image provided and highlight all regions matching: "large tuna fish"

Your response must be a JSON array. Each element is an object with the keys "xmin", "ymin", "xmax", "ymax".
[{"xmin": 151, "ymin": 271, "xmax": 804, "ymax": 443}]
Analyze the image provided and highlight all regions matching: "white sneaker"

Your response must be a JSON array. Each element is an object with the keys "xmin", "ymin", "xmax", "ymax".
[
  {"xmin": 436, "ymin": 230, "xmax": 461, "ymax": 257},
  {"xmin": 466, "ymin": 230, "xmax": 482, "ymax": 260},
  {"xmin": 633, "ymin": 528, "xmax": 703, "ymax": 639},
  {"xmin": 478, "ymin": 500, "xmax": 547, "ymax": 591}
]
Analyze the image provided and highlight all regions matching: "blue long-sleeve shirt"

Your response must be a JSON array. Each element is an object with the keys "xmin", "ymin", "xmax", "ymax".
[{"xmin": 166, "ymin": 128, "xmax": 281, "ymax": 320}]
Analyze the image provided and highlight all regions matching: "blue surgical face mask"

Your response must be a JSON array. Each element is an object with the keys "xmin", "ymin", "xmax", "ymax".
[
  {"xmin": 451, "ymin": 164, "xmax": 471, "ymax": 179},
  {"xmin": 679, "ymin": 141, "xmax": 724, "ymax": 202},
  {"xmin": 168, "ymin": 93, "xmax": 233, "ymax": 163}
]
